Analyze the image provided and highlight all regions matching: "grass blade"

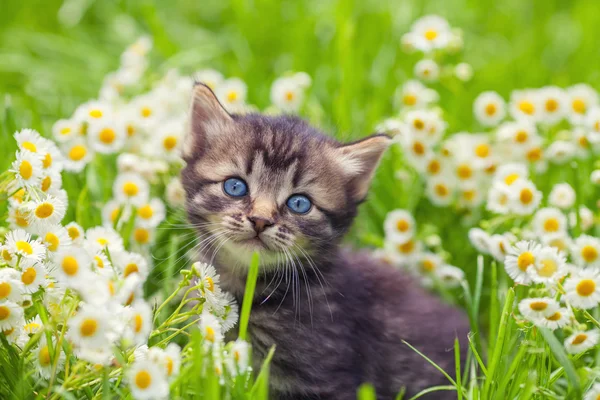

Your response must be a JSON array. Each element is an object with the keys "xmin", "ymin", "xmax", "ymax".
[{"xmin": 238, "ymin": 252, "xmax": 260, "ymax": 341}]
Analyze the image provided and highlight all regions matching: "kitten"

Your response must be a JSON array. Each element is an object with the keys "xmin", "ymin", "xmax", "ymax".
[{"xmin": 181, "ymin": 83, "xmax": 470, "ymax": 400}]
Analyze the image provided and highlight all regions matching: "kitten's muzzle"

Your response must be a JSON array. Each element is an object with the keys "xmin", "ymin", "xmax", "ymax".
[{"xmin": 248, "ymin": 216, "xmax": 274, "ymax": 234}]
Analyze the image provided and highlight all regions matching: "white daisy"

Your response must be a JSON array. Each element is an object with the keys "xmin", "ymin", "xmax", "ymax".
[
  {"xmin": 194, "ymin": 69, "xmax": 224, "ymax": 91},
  {"xmin": 228, "ymin": 339, "xmax": 250, "ymax": 375},
  {"xmin": 216, "ymin": 78, "xmax": 247, "ymax": 112},
  {"xmin": 39, "ymin": 168, "xmax": 63, "ymax": 195},
  {"xmin": 489, "ymin": 234, "xmax": 512, "ymax": 262},
  {"xmin": 65, "ymin": 222, "xmax": 85, "ymax": 245},
  {"xmin": 518, "ymin": 297, "xmax": 559, "ymax": 323},
  {"xmin": 426, "ymin": 176, "xmax": 454, "ymax": 206},
  {"xmin": 527, "ymin": 246, "xmax": 567, "ymax": 284},
  {"xmin": 468, "ymin": 228, "xmax": 491, "ymax": 255},
  {"xmin": 383, "ymin": 209, "xmax": 415, "ymax": 244},
  {"xmin": 548, "ymin": 183, "xmax": 576, "ymax": 210},
  {"xmin": 7, "ymin": 205, "xmax": 32, "ymax": 232},
  {"xmin": 131, "ymin": 226, "xmax": 155, "ymax": 247},
  {"xmin": 148, "ymin": 343, "xmax": 182, "ymax": 380},
  {"xmin": 124, "ymin": 300, "xmax": 153, "ymax": 345},
  {"xmin": 473, "ymin": 91, "xmax": 506, "ymax": 127},
  {"xmin": 414, "ymin": 59, "xmax": 439, "ymax": 82},
  {"xmin": 384, "ymin": 237, "xmax": 422, "ymax": 266},
  {"xmin": 113, "ymin": 173, "xmax": 150, "ymax": 206},
  {"xmin": 127, "ymin": 359, "xmax": 169, "ymax": 400},
  {"xmin": 199, "ymin": 310, "xmax": 223, "ymax": 345},
  {"xmin": 11, "ymin": 150, "xmax": 43, "ymax": 189},
  {"xmin": 85, "ymin": 226, "xmax": 125, "ymax": 255},
  {"xmin": 51, "ymin": 119, "xmax": 79, "ymax": 143},
  {"xmin": 546, "ymin": 140, "xmax": 576, "ymax": 164},
  {"xmin": 218, "ymin": 292, "xmax": 239, "ymax": 334},
  {"xmin": 51, "ymin": 247, "xmax": 92, "ymax": 288},
  {"xmin": 534, "ymin": 307, "xmax": 571, "ymax": 331},
  {"xmin": 532, "ymin": 208, "xmax": 568, "ymax": 238},
  {"xmin": 504, "ymin": 241, "xmax": 541, "ymax": 285},
  {"xmin": 270, "ymin": 76, "xmax": 305, "ymax": 112},
  {"xmin": 0, "ymin": 301, "xmax": 24, "ymax": 330},
  {"xmin": 74, "ymin": 100, "xmax": 113, "ymax": 124},
  {"xmin": 136, "ymin": 198, "xmax": 166, "ymax": 228},
  {"xmin": 564, "ymin": 330, "xmax": 600, "ymax": 354},
  {"xmin": 115, "ymin": 251, "xmax": 149, "ymax": 280},
  {"xmin": 19, "ymin": 263, "xmax": 46, "ymax": 294},
  {"xmin": 166, "ymin": 178, "xmax": 185, "ymax": 207},
  {"xmin": 592, "ymin": 169, "xmax": 600, "ymax": 185},
  {"xmin": 102, "ymin": 200, "xmax": 132, "ymax": 228},
  {"xmin": 584, "ymin": 383, "xmax": 600, "ymax": 400},
  {"xmin": 0, "ymin": 274, "xmax": 25, "ymax": 303},
  {"xmin": 61, "ymin": 140, "xmax": 93, "ymax": 172},
  {"xmin": 508, "ymin": 178, "xmax": 542, "ymax": 216},
  {"xmin": 67, "ymin": 303, "xmax": 117, "ymax": 348},
  {"xmin": 538, "ymin": 86, "xmax": 568, "ymax": 125},
  {"xmin": 153, "ymin": 119, "xmax": 184, "ymax": 159},
  {"xmin": 564, "ymin": 270, "xmax": 600, "ymax": 309},
  {"xmin": 486, "ymin": 182, "xmax": 512, "ymax": 215},
  {"xmin": 39, "ymin": 225, "xmax": 72, "ymax": 254},
  {"xmin": 454, "ymin": 63, "xmax": 473, "ymax": 81},
  {"xmin": 3, "ymin": 229, "xmax": 45, "ymax": 266},
  {"xmin": 436, "ymin": 265, "xmax": 465, "ymax": 288},
  {"xmin": 35, "ymin": 337, "xmax": 65, "ymax": 379},
  {"xmin": 567, "ymin": 84, "xmax": 598, "ymax": 124},
  {"xmin": 26, "ymin": 195, "xmax": 67, "ymax": 230},
  {"xmin": 407, "ymin": 15, "xmax": 452, "ymax": 53},
  {"xmin": 509, "ymin": 89, "xmax": 540, "ymax": 122},
  {"xmin": 88, "ymin": 120, "xmax": 126, "ymax": 154},
  {"xmin": 572, "ymin": 235, "xmax": 600, "ymax": 269},
  {"xmin": 395, "ymin": 80, "xmax": 438, "ymax": 109}
]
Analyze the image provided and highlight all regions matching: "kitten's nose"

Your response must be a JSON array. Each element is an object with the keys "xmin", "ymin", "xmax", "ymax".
[{"xmin": 248, "ymin": 216, "xmax": 274, "ymax": 234}]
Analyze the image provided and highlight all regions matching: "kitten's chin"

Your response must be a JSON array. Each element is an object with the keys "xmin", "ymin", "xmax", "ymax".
[{"xmin": 218, "ymin": 240, "xmax": 282, "ymax": 269}]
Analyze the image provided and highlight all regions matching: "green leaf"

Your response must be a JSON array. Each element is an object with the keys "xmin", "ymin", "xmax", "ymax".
[{"xmin": 539, "ymin": 328, "xmax": 581, "ymax": 397}]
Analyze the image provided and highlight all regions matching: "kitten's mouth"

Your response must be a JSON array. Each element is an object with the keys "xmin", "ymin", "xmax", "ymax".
[{"xmin": 237, "ymin": 235, "xmax": 269, "ymax": 250}]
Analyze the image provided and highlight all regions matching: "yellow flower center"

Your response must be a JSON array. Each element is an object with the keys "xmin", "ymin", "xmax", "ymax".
[
  {"xmin": 543, "ymin": 218, "xmax": 559, "ymax": 232},
  {"xmin": 518, "ymin": 101, "xmax": 535, "ymax": 115},
  {"xmin": 94, "ymin": 255, "xmax": 104, "ymax": 268},
  {"xmin": 123, "ymin": 182, "xmax": 139, "ymax": 197},
  {"xmin": 163, "ymin": 136, "xmax": 178, "ymax": 151},
  {"xmin": 205, "ymin": 326, "xmax": 215, "ymax": 342},
  {"xmin": 504, "ymin": 173, "xmax": 520, "ymax": 185},
  {"xmin": 0, "ymin": 306, "xmax": 10, "ymax": 320},
  {"xmin": 545, "ymin": 99, "xmax": 558, "ymax": 112},
  {"xmin": 166, "ymin": 357, "xmax": 174, "ymax": 376},
  {"xmin": 527, "ymin": 147, "xmax": 542, "ymax": 162},
  {"xmin": 285, "ymin": 91, "xmax": 295, "ymax": 101},
  {"xmin": 582, "ymin": 245, "xmax": 599, "ymax": 263},
  {"xmin": 424, "ymin": 29, "xmax": 438, "ymax": 41},
  {"xmin": 39, "ymin": 346, "xmax": 51, "ymax": 366},
  {"xmin": 0, "ymin": 282, "xmax": 11, "ymax": 299},
  {"xmin": 80, "ymin": 319, "xmax": 98, "ymax": 337},
  {"xmin": 546, "ymin": 312, "xmax": 562, "ymax": 321},
  {"xmin": 435, "ymin": 184, "xmax": 449, "ymax": 197},
  {"xmin": 397, "ymin": 240, "xmax": 415, "ymax": 254},
  {"xmin": 456, "ymin": 164, "xmax": 472, "ymax": 180},
  {"xmin": 135, "ymin": 370, "xmax": 152, "ymax": 389},
  {"xmin": 22, "ymin": 142, "xmax": 37, "ymax": 152},
  {"xmin": 572, "ymin": 98, "xmax": 586, "ymax": 114},
  {"xmin": 517, "ymin": 252, "xmax": 535, "ymax": 271},
  {"xmin": 484, "ymin": 103, "xmax": 497, "ymax": 116},
  {"xmin": 124, "ymin": 263, "xmax": 139, "ymax": 277},
  {"xmin": 45, "ymin": 232, "xmax": 60, "ymax": 252},
  {"xmin": 134, "ymin": 228, "xmax": 150, "ymax": 244},
  {"xmin": 67, "ymin": 226, "xmax": 80, "ymax": 240},
  {"xmin": 529, "ymin": 301, "xmax": 547, "ymax": 311},
  {"xmin": 515, "ymin": 131, "xmax": 528, "ymax": 143},
  {"xmin": 572, "ymin": 334, "xmax": 588, "ymax": 345},
  {"xmin": 141, "ymin": 107, "xmax": 153, "ymax": 118},
  {"xmin": 15, "ymin": 210, "xmax": 29, "ymax": 227},
  {"xmin": 413, "ymin": 119, "xmax": 424, "ymax": 130},
  {"xmin": 41, "ymin": 176, "xmax": 52, "ymax": 192},
  {"xmin": 21, "ymin": 268, "xmax": 37, "ymax": 285},
  {"xmin": 475, "ymin": 144, "xmax": 490, "ymax": 158},
  {"xmin": 538, "ymin": 259, "xmax": 557, "ymax": 277},
  {"xmin": 138, "ymin": 205, "xmax": 154, "ymax": 219},
  {"xmin": 16, "ymin": 240, "xmax": 33, "ymax": 255},
  {"xmin": 60, "ymin": 127, "xmax": 71, "ymax": 135},
  {"xmin": 421, "ymin": 260, "xmax": 436, "ymax": 272},
  {"xmin": 69, "ymin": 145, "xmax": 87, "ymax": 161},
  {"xmin": 427, "ymin": 160, "xmax": 441, "ymax": 174},
  {"xmin": 89, "ymin": 109, "xmax": 103, "ymax": 118},
  {"xmin": 462, "ymin": 190, "xmax": 476, "ymax": 201},
  {"xmin": 576, "ymin": 279, "xmax": 596, "ymax": 297},
  {"xmin": 579, "ymin": 135, "xmax": 589, "ymax": 148},
  {"xmin": 396, "ymin": 219, "xmax": 410, "ymax": 232},
  {"xmin": 19, "ymin": 160, "xmax": 33, "ymax": 180},
  {"xmin": 110, "ymin": 207, "xmax": 121, "ymax": 222},
  {"xmin": 403, "ymin": 94, "xmax": 417, "ymax": 106},
  {"xmin": 96, "ymin": 238, "xmax": 109, "ymax": 246},
  {"xmin": 62, "ymin": 256, "xmax": 79, "ymax": 276},
  {"xmin": 134, "ymin": 314, "xmax": 143, "ymax": 333},
  {"xmin": 43, "ymin": 153, "xmax": 52, "ymax": 169},
  {"xmin": 227, "ymin": 91, "xmax": 238, "ymax": 103},
  {"xmin": 206, "ymin": 276, "xmax": 215, "ymax": 292},
  {"xmin": 35, "ymin": 203, "xmax": 54, "ymax": 219},
  {"xmin": 127, "ymin": 125, "xmax": 136, "ymax": 137},
  {"xmin": 1, "ymin": 249, "xmax": 11, "ymax": 262},
  {"xmin": 412, "ymin": 141, "xmax": 425, "ymax": 155},
  {"xmin": 99, "ymin": 128, "xmax": 116, "ymax": 144},
  {"xmin": 520, "ymin": 188, "xmax": 534, "ymax": 205}
]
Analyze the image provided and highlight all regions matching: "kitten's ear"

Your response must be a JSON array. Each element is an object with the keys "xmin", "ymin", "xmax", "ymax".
[
  {"xmin": 183, "ymin": 83, "xmax": 233, "ymax": 161},
  {"xmin": 336, "ymin": 134, "xmax": 392, "ymax": 201}
]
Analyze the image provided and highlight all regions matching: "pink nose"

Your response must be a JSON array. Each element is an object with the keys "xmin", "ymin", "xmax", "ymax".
[{"xmin": 248, "ymin": 216, "xmax": 274, "ymax": 233}]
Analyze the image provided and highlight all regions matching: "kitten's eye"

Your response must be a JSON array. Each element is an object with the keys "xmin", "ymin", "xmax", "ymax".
[
  {"xmin": 286, "ymin": 194, "xmax": 312, "ymax": 214},
  {"xmin": 223, "ymin": 178, "xmax": 248, "ymax": 197}
]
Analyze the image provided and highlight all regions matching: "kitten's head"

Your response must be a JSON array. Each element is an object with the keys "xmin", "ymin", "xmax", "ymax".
[{"xmin": 181, "ymin": 83, "xmax": 390, "ymax": 270}]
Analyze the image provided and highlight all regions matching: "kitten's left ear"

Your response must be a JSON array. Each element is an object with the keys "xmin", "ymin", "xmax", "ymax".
[{"xmin": 335, "ymin": 134, "xmax": 392, "ymax": 201}]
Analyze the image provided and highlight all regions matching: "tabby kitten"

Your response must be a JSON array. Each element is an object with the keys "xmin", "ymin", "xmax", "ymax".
[{"xmin": 181, "ymin": 83, "xmax": 469, "ymax": 400}]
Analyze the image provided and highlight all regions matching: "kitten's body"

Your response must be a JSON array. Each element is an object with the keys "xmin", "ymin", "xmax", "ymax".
[{"xmin": 182, "ymin": 83, "xmax": 469, "ymax": 400}]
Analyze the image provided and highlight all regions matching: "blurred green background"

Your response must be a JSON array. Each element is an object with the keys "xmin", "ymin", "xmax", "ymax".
[{"xmin": 1, "ymin": 0, "xmax": 599, "ymax": 279}]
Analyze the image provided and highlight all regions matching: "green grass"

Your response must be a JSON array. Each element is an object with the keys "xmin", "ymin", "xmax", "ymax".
[{"xmin": 2, "ymin": 0, "xmax": 600, "ymax": 399}]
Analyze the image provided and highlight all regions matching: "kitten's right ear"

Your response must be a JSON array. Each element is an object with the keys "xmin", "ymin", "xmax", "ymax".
[{"xmin": 183, "ymin": 83, "xmax": 233, "ymax": 161}]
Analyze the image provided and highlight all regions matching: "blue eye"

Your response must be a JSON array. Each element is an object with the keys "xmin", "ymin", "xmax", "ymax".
[
  {"xmin": 286, "ymin": 194, "xmax": 312, "ymax": 214},
  {"xmin": 223, "ymin": 178, "xmax": 248, "ymax": 197}
]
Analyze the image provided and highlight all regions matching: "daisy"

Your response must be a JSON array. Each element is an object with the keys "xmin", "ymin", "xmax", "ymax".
[
  {"xmin": 193, "ymin": 69, "xmax": 224, "ymax": 90},
  {"xmin": 39, "ymin": 169, "xmax": 63, "ymax": 195},
  {"xmin": 39, "ymin": 141, "xmax": 63, "ymax": 172},
  {"xmin": 395, "ymin": 80, "xmax": 438, "ymax": 109},
  {"xmin": 564, "ymin": 330, "xmax": 600, "ymax": 354},
  {"xmin": 532, "ymin": 208, "xmax": 568, "ymax": 238},
  {"xmin": 0, "ymin": 301, "xmax": 24, "ymax": 330},
  {"xmin": 136, "ymin": 198, "xmax": 166, "ymax": 228},
  {"xmin": 113, "ymin": 173, "xmax": 150, "ymax": 206},
  {"xmin": 468, "ymin": 228, "xmax": 491, "ymax": 254},
  {"xmin": 85, "ymin": 226, "xmax": 124, "ymax": 254},
  {"xmin": 414, "ymin": 59, "xmax": 439, "ymax": 82},
  {"xmin": 0, "ymin": 274, "xmax": 25, "ymax": 302},
  {"xmin": 426, "ymin": 176, "xmax": 454, "ymax": 206},
  {"xmin": 383, "ymin": 209, "xmax": 415, "ymax": 244},
  {"xmin": 61, "ymin": 140, "xmax": 93, "ymax": 172},
  {"xmin": 509, "ymin": 178, "xmax": 542, "ymax": 216},
  {"xmin": 166, "ymin": 178, "xmax": 185, "ymax": 207},
  {"xmin": 102, "ymin": 200, "xmax": 131, "ymax": 228},
  {"xmin": 548, "ymin": 183, "xmax": 576, "ymax": 210},
  {"xmin": 23, "ymin": 315, "xmax": 43, "ymax": 335},
  {"xmin": 454, "ymin": 63, "xmax": 473, "ymax": 81},
  {"xmin": 131, "ymin": 226, "xmax": 155, "ymax": 247},
  {"xmin": 473, "ymin": 91, "xmax": 506, "ymax": 127},
  {"xmin": 218, "ymin": 292, "xmax": 239, "ymax": 334},
  {"xmin": 534, "ymin": 307, "xmax": 571, "ymax": 331},
  {"xmin": 154, "ymin": 120, "xmax": 184, "ymax": 159},
  {"xmin": 67, "ymin": 304, "xmax": 116, "ymax": 348},
  {"xmin": 496, "ymin": 121, "xmax": 538, "ymax": 151},
  {"xmin": 65, "ymin": 222, "xmax": 85, "ymax": 244},
  {"xmin": 528, "ymin": 246, "xmax": 567, "ymax": 284},
  {"xmin": 518, "ymin": 297, "xmax": 559, "ymax": 323},
  {"xmin": 573, "ymin": 128, "xmax": 593, "ymax": 159},
  {"xmin": 125, "ymin": 300, "xmax": 153, "ymax": 345},
  {"xmin": 51, "ymin": 247, "xmax": 92, "ymax": 288},
  {"xmin": 11, "ymin": 151, "xmax": 43, "ymax": 189},
  {"xmin": 509, "ymin": 89, "xmax": 540, "ymax": 122},
  {"xmin": 115, "ymin": 251, "xmax": 149, "ymax": 280},
  {"xmin": 35, "ymin": 337, "xmax": 65, "ymax": 379},
  {"xmin": 546, "ymin": 140, "xmax": 576, "ymax": 165},
  {"xmin": 228, "ymin": 339, "xmax": 250, "ymax": 375},
  {"xmin": 592, "ymin": 169, "xmax": 600, "ymax": 185},
  {"xmin": 39, "ymin": 225, "xmax": 72, "ymax": 253},
  {"xmin": 489, "ymin": 234, "xmax": 512, "ymax": 262},
  {"xmin": 3, "ymin": 229, "xmax": 45, "ymax": 266},
  {"xmin": 504, "ymin": 241, "xmax": 540, "ymax": 285},
  {"xmin": 494, "ymin": 163, "xmax": 529, "ymax": 186},
  {"xmin": 26, "ymin": 195, "xmax": 67, "ymax": 230},
  {"xmin": 270, "ymin": 76, "xmax": 305, "ymax": 112},
  {"xmin": 193, "ymin": 262, "xmax": 224, "ymax": 313},
  {"xmin": 7, "ymin": 206, "xmax": 32, "ymax": 231},
  {"xmin": 385, "ymin": 238, "xmax": 422, "ymax": 266},
  {"xmin": 567, "ymin": 84, "xmax": 598, "ymax": 124},
  {"xmin": 571, "ymin": 206, "xmax": 595, "ymax": 232},
  {"xmin": 148, "ymin": 344, "xmax": 182, "ymax": 380},
  {"xmin": 88, "ymin": 120, "xmax": 126, "ymax": 154},
  {"xmin": 416, "ymin": 252, "xmax": 443, "ymax": 275},
  {"xmin": 127, "ymin": 359, "xmax": 170, "ymax": 400},
  {"xmin": 52, "ymin": 119, "xmax": 78, "ymax": 143},
  {"xmin": 572, "ymin": 235, "xmax": 600, "ymax": 268},
  {"xmin": 15, "ymin": 129, "xmax": 47, "ymax": 155},
  {"xmin": 216, "ymin": 78, "xmax": 247, "ymax": 112},
  {"xmin": 91, "ymin": 251, "xmax": 112, "ymax": 275},
  {"xmin": 538, "ymin": 86, "xmax": 567, "ymax": 124},
  {"xmin": 74, "ymin": 100, "xmax": 112, "ymax": 124},
  {"xmin": 199, "ymin": 310, "xmax": 223, "ymax": 345},
  {"xmin": 436, "ymin": 265, "xmax": 465, "ymax": 288},
  {"xmin": 584, "ymin": 383, "xmax": 600, "ymax": 400},
  {"xmin": 407, "ymin": 15, "xmax": 451, "ymax": 53},
  {"xmin": 74, "ymin": 346, "xmax": 114, "ymax": 366},
  {"xmin": 564, "ymin": 270, "xmax": 600, "ymax": 309},
  {"xmin": 19, "ymin": 263, "xmax": 46, "ymax": 294},
  {"xmin": 486, "ymin": 182, "xmax": 512, "ymax": 214}
]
